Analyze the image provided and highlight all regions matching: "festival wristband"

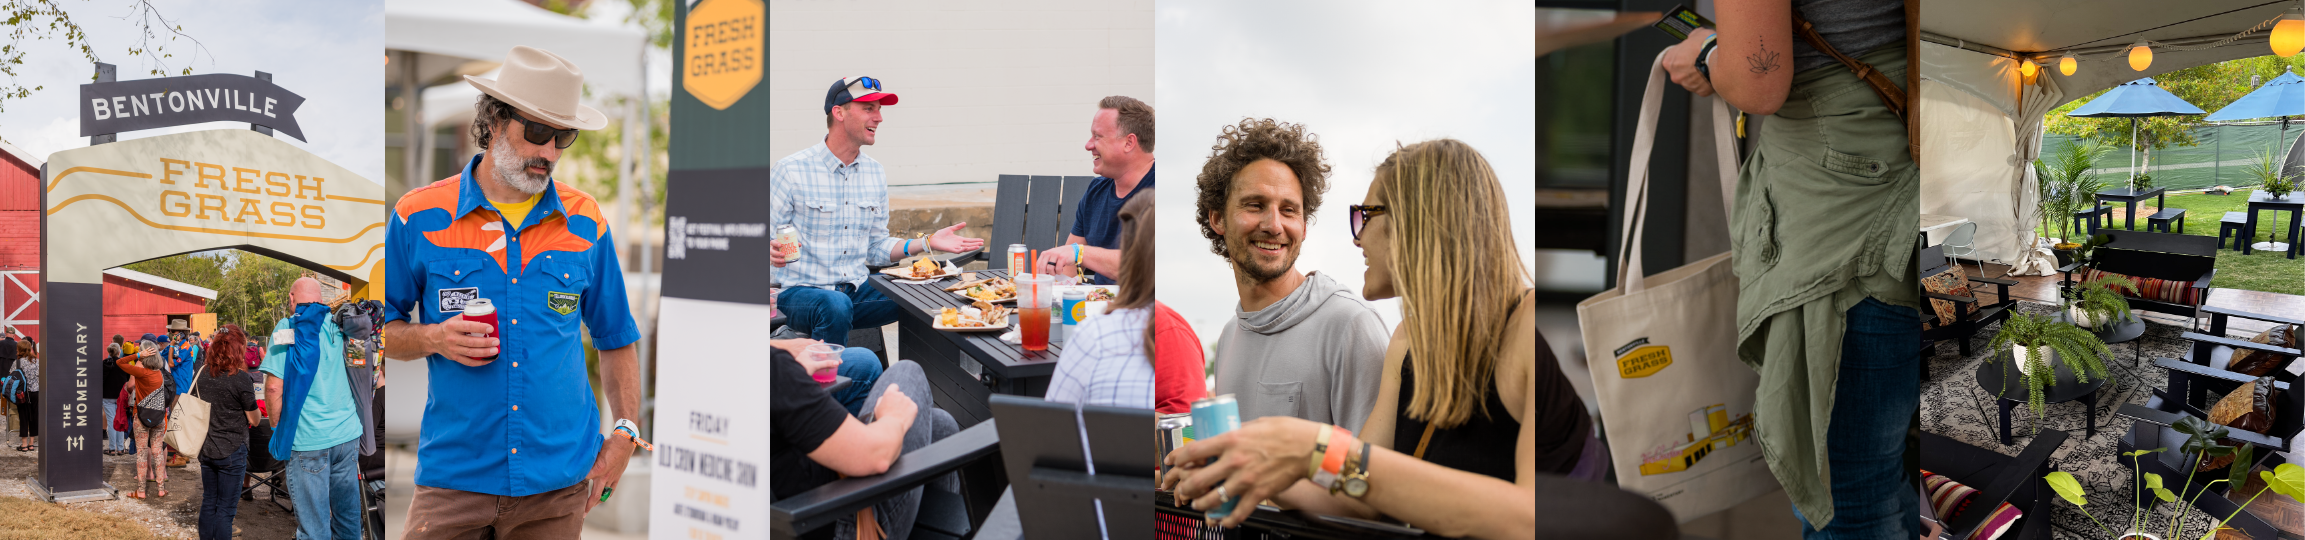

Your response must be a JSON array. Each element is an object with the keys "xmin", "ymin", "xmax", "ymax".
[
  {"xmin": 1313, "ymin": 425, "xmax": 1350, "ymax": 490},
  {"xmin": 1696, "ymin": 35, "xmax": 1718, "ymax": 82},
  {"xmin": 613, "ymin": 425, "xmax": 654, "ymax": 451}
]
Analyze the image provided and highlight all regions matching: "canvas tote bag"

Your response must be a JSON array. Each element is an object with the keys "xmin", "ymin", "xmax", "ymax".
[
  {"xmin": 164, "ymin": 365, "xmax": 212, "ymax": 457},
  {"xmin": 1574, "ymin": 50, "xmax": 1779, "ymax": 521}
]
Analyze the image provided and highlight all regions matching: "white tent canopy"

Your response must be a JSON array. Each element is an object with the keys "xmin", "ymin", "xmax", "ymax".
[
  {"xmin": 386, "ymin": 0, "xmax": 645, "ymax": 95},
  {"xmin": 1919, "ymin": 0, "xmax": 2290, "ymax": 273}
]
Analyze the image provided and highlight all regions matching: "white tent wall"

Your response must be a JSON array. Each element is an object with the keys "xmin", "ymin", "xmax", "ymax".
[{"xmin": 1921, "ymin": 77, "xmax": 2028, "ymax": 266}]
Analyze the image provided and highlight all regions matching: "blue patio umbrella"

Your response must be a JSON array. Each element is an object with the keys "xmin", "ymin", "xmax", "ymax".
[
  {"xmin": 2069, "ymin": 77, "xmax": 2206, "ymax": 186},
  {"xmin": 2208, "ymin": 71, "xmax": 2305, "ymax": 190}
]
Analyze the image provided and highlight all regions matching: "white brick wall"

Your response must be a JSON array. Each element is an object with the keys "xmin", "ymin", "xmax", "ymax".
[{"xmin": 768, "ymin": 0, "xmax": 1154, "ymax": 186}]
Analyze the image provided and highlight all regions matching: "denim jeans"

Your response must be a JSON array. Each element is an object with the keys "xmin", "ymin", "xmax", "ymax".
[
  {"xmin": 1794, "ymin": 298, "xmax": 1922, "ymax": 539},
  {"xmin": 200, "ymin": 444, "xmax": 249, "ymax": 540},
  {"xmin": 103, "ymin": 398, "xmax": 126, "ymax": 451},
  {"xmin": 777, "ymin": 283, "xmax": 901, "ymax": 347},
  {"xmin": 289, "ymin": 438, "xmax": 364, "ymax": 540},
  {"xmin": 832, "ymin": 347, "xmax": 886, "ymax": 415},
  {"xmin": 836, "ymin": 361, "xmax": 961, "ymax": 540}
]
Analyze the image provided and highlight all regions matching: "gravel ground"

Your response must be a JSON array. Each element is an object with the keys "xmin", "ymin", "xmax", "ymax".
[{"xmin": 0, "ymin": 429, "xmax": 299, "ymax": 540}]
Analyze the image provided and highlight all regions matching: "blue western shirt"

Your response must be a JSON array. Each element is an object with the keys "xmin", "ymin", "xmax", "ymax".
[{"xmin": 384, "ymin": 155, "xmax": 641, "ymax": 497}]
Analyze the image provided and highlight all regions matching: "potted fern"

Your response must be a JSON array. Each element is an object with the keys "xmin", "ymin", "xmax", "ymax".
[
  {"xmin": 2046, "ymin": 417, "xmax": 2305, "ymax": 540},
  {"xmin": 1987, "ymin": 312, "xmax": 2115, "ymax": 431},
  {"xmin": 2066, "ymin": 275, "xmax": 2138, "ymax": 332}
]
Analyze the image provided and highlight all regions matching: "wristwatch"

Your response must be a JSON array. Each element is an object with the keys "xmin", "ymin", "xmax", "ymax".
[{"xmin": 1340, "ymin": 441, "xmax": 1372, "ymax": 499}]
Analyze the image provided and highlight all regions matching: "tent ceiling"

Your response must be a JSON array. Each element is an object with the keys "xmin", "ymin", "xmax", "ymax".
[
  {"xmin": 1925, "ymin": 0, "xmax": 2289, "ymax": 53},
  {"xmin": 384, "ymin": 0, "xmax": 645, "ymax": 96}
]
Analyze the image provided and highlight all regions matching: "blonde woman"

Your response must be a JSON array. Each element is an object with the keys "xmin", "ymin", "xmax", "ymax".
[{"xmin": 1163, "ymin": 140, "xmax": 1626, "ymax": 538}]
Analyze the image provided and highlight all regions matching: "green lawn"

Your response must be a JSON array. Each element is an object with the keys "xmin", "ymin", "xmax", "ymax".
[{"xmin": 2036, "ymin": 189, "xmax": 2305, "ymax": 296}]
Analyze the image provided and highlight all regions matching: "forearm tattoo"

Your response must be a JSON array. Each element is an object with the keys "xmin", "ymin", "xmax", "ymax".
[{"xmin": 1747, "ymin": 38, "xmax": 1783, "ymax": 74}]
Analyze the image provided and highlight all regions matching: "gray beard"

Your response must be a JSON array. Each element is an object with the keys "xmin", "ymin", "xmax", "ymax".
[{"xmin": 489, "ymin": 142, "xmax": 551, "ymax": 195}]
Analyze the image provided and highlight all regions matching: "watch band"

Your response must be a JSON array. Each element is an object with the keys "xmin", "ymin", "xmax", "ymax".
[{"xmin": 1339, "ymin": 440, "xmax": 1372, "ymax": 498}]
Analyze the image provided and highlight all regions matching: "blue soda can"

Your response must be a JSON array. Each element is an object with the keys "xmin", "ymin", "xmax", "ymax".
[
  {"xmin": 1190, "ymin": 394, "xmax": 1243, "ymax": 518},
  {"xmin": 1061, "ymin": 289, "xmax": 1088, "ymax": 326}
]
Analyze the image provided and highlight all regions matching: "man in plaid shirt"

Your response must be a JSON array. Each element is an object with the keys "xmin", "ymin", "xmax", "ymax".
[{"xmin": 771, "ymin": 77, "xmax": 986, "ymax": 407}]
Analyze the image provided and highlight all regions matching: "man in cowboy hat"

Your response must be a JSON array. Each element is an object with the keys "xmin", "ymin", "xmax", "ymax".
[
  {"xmin": 383, "ymin": 45, "xmax": 644, "ymax": 540},
  {"xmin": 770, "ymin": 76, "xmax": 986, "ymax": 412}
]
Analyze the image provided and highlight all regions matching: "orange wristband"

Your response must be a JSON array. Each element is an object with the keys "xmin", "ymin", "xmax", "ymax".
[{"xmin": 1313, "ymin": 425, "xmax": 1351, "ymax": 490}]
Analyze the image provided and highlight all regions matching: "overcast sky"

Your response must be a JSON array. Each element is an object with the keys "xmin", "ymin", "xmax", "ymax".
[
  {"xmin": 1154, "ymin": 0, "xmax": 1538, "ymax": 355},
  {"xmin": 1, "ymin": 0, "xmax": 383, "ymax": 185}
]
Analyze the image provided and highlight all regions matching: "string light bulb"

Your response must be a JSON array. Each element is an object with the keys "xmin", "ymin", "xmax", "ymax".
[
  {"xmin": 2060, "ymin": 52, "xmax": 2078, "ymax": 76},
  {"xmin": 2019, "ymin": 58, "xmax": 2039, "ymax": 77},
  {"xmin": 2128, "ymin": 41, "xmax": 2154, "ymax": 71},
  {"xmin": 2275, "ymin": 10, "xmax": 2305, "ymax": 57}
]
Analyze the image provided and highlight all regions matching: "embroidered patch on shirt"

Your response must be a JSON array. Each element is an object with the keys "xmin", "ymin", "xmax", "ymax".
[
  {"xmin": 439, "ymin": 287, "xmax": 479, "ymax": 314},
  {"xmin": 547, "ymin": 291, "xmax": 580, "ymax": 316}
]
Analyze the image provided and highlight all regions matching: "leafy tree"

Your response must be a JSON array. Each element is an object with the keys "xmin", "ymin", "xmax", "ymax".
[
  {"xmin": 125, "ymin": 250, "xmax": 306, "ymax": 340},
  {"xmin": 0, "ymin": 0, "xmax": 209, "ymax": 115},
  {"xmin": 2046, "ymin": 55, "xmax": 2305, "ymax": 173}
]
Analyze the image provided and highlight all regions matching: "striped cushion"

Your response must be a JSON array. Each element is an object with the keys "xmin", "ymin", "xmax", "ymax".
[
  {"xmin": 1921, "ymin": 469, "xmax": 2023, "ymax": 540},
  {"xmin": 2079, "ymin": 267, "xmax": 2201, "ymax": 306}
]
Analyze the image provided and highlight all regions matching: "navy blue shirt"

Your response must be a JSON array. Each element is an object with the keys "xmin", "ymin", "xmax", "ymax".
[{"xmin": 1071, "ymin": 163, "xmax": 1153, "ymax": 285}]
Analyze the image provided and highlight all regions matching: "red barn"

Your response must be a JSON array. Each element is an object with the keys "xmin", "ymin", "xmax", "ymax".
[
  {"xmin": 0, "ymin": 142, "xmax": 38, "ymax": 338},
  {"xmin": 0, "ymin": 143, "xmax": 214, "ymax": 343},
  {"xmin": 102, "ymin": 268, "xmax": 215, "ymax": 342}
]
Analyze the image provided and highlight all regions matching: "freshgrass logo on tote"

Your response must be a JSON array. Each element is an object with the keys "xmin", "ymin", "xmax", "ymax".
[{"xmin": 1614, "ymin": 338, "xmax": 1675, "ymax": 378}]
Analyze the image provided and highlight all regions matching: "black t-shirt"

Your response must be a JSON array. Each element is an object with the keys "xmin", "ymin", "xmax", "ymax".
[
  {"xmin": 195, "ymin": 367, "xmax": 259, "ymax": 461},
  {"xmin": 101, "ymin": 344, "xmax": 130, "ymax": 398},
  {"xmin": 770, "ymin": 348, "xmax": 849, "ymax": 506}
]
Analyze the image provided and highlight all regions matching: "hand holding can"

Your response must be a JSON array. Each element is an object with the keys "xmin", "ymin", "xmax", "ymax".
[{"xmin": 461, "ymin": 298, "xmax": 500, "ymax": 361}]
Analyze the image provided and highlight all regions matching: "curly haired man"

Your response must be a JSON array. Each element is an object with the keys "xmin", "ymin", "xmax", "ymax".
[{"xmin": 1193, "ymin": 118, "xmax": 1388, "ymax": 433}]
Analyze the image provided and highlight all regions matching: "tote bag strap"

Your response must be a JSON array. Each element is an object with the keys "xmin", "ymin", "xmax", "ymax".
[{"xmin": 1617, "ymin": 50, "xmax": 1741, "ymax": 296}]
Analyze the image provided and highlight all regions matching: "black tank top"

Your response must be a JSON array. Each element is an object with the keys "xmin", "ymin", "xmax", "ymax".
[{"xmin": 1393, "ymin": 321, "xmax": 1591, "ymax": 481}]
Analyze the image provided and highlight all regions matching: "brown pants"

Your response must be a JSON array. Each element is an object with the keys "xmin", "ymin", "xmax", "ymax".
[{"xmin": 402, "ymin": 479, "xmax": 589, "ymax": 540}]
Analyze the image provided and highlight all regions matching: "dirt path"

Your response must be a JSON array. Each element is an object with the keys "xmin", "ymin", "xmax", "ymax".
[{"xmin": 0, "ymin": 435, "xmax": 299, "ymax": 539}]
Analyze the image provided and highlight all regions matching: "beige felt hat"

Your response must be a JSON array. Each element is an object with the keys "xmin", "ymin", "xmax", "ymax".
[{"xmin": 464, "ymin": 46, "xmax": 608, "ymax": 131}]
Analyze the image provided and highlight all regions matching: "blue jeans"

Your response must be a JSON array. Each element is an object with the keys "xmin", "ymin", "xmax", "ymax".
[
  {"xmin": 103, "ymin": 398, "xmax": 126, "ymax": 451},
  {"xmin": 200, "ymin": 444, "xmax": 249, "ymax": 540},
  {"xmin": 833, "ymin": 347, "xmax": 886, "ymax": 416},
  {"xmin": 778, "ymin": 283, "xmax": 901, "ymax": 347},
  {"xmin": 1795, "ymin": 298, "xmax": 1922, "ymax": 539},
  {"xmin": 289, "ymin": 438, "xmax": 364, "ymax": 540}
]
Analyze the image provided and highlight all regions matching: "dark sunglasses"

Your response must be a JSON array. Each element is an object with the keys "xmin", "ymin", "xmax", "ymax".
[
  {"xmin": 511, "ymin": 115, "xmax": 579, "ymax": 149},
  {"xmin": 1349, "ymin": 205, "xmax": 1387, "ymax": 240}
]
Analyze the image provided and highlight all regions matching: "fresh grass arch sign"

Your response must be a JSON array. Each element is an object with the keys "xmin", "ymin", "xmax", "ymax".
[{"xmin": 31, "ymin": 71, "xmax": 380, "ymax": 502}]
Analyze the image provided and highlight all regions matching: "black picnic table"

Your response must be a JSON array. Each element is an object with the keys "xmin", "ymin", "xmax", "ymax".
[
  {"xmin": 869, "ymin": 270, "xmax": 1061, "ymax": 428},
  {"xmin": 2095, "ymin": 187, "xmax": 2167, "ymax": 231},
  {"xmin": 2241, "ymin": 190, "xmax": 2305, "ymax": 258}
]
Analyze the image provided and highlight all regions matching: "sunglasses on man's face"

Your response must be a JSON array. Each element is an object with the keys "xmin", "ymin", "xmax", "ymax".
[
  {"xmin": 511, "ymin": 115, "xmax": 579, "ymax": 149},
  {"xmin": 1349, "ymin": 205, "xmax": 1388, "ymax": 240}
]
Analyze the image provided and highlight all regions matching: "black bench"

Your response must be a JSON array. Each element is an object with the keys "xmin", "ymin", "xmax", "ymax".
[
  {"xmin": 2059, "ymin": 230, "xmax": 2217, "ymax": 321},
  {"xmin": 2072, "ymin": 204, "xmax": 2111, "ymax": 239},
  {"xmin": 2220, "ymin": 211, "xmax": 2248, "ymax": 250},
  {"xmin": 2145, "ymin": 207, "xmax": 2187, "ymax": 233}
]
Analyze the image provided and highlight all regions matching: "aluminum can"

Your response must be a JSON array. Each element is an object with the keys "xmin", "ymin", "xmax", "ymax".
[
  {"xmin": 1156, "ymin": 412, "xmax": 1193, "ymax": 481},
  {"xmin": 1190, "ymin": 395, "xmax": 1243, "ymax": 518},
  {"xmin": 1007, "ymin": 243, "xmax": 1030, "ymax": 275},
  {"xmin": 462, "ymin": 298, "xmax": 499, "ymax": 360}
]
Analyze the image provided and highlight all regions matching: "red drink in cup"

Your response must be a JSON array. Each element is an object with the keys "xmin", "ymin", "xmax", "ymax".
[
  {"xmin": 1017, "ymin": 273, "xmax": 1054, "ymax": 351},
  {"xmin": 804, "ymin": 344, "xmax": 844, "ymax": 387},
  {"xmin": 1020, "ymin": 307, "xmax": 1050, "ymax": 351},
  {"xmin": 463, "ymin": 298, "xmax": 499, "ymax": 360}
]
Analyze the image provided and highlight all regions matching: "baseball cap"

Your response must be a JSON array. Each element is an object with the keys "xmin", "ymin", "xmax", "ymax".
[{"xmin": 823, "ymin": 76, "xmax": 899, "ymax": 115}]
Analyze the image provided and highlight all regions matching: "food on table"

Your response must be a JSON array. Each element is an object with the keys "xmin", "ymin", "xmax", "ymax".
[
  {"xmin": 938, "ymin": 301, "xmax": 1011, "ymax": 329},
  {"xmin": 1085, "ymin": 287, "xmax": 1115, "ymax": 302},
  {"xmin": 909, "ymin": 257, "xmax": 942, "ymax": 279}
]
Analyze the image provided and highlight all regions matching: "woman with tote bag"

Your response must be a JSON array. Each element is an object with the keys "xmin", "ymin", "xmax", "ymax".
[
  {"xmin": 1659, "ymin": 0, "xmax": 1922, "ymax": 537},
  {"xmin": 192, "ymin": 326, "xmax": 259, "ymax": 540}
]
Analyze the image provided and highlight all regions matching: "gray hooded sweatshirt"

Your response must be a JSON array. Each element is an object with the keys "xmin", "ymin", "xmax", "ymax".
[{"xmin": 1212, "ymin": 271, "xmax": 1389, "ymax": 433}]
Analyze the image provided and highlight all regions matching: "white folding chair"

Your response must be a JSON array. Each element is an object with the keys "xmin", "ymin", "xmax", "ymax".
[{"xmin": 1940, "ymin": 221, "xmax": 1989, "ymax": 278}]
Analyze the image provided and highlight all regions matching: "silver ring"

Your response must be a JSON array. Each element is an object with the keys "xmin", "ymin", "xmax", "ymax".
[{"xmin": 1213, "ymin": 485, "xmax": 1231, "ymax": 502}]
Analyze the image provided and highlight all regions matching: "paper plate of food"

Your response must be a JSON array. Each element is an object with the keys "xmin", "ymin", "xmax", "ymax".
[
  {"xmin": 945, "ymin": 276, "xmax": 1017, "ymax": 303},
  {"xmin": 932, "ymin": 301, "xmax": 1013, "ymax": 332},
  {"xmin": 1051, "ymin": 285, "xmax": 1119, "ymax": 302},
  {"xmin": 881, "ymin": 256, "xmax": 963, "ymax": 282}
]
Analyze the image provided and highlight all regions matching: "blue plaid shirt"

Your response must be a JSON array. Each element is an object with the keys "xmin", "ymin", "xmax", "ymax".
[{"xmin": 770, "ymin": 141, "xmax": 907, "ymax": 289}]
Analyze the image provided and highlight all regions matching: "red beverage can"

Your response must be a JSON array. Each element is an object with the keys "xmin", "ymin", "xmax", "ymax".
[{"xmin": 462, "ymin": 297, "xmax": 499, "ymax": 360}]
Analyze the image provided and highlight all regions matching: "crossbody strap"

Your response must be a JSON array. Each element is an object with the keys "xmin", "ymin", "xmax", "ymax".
[{"xmin": 1789, "ymin": 9, "xmax": 1916, "ymax": 160}]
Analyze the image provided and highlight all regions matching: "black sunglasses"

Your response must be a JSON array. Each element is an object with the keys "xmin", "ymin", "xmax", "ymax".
[
  {"xmin": 1350, "ymin": 205, "xmax": 1387, "ymax": 240},
  {"xmin": 510, "ymin": 115, "xmax": 579, "ymax": 149}
]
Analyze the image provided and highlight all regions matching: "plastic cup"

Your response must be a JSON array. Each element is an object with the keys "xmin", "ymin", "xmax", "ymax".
[{"xmin": 805, "ymin": 343, "xmax": 843, "ymax": 387}]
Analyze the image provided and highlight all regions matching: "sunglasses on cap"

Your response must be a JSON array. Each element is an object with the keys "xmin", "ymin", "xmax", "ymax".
[
  {"xmin": 1349, "ymin": 205, "xmax": 1387, "ymax": 240},
  {"xmin": 851, "ymin": 76, "xmax": 883, "ymax": 93},
  {"xmin": 511, "ymin": 114, "xmax": 580, "ymax": 149}
]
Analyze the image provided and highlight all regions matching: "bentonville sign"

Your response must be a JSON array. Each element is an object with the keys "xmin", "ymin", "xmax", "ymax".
[
  {"xmin": 79, "ymin": 73, "xmax": 308, "ymax": 142},
  {"xmin": 44, "ymin": 129, "xmax": 384, "ymax": 285}
]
